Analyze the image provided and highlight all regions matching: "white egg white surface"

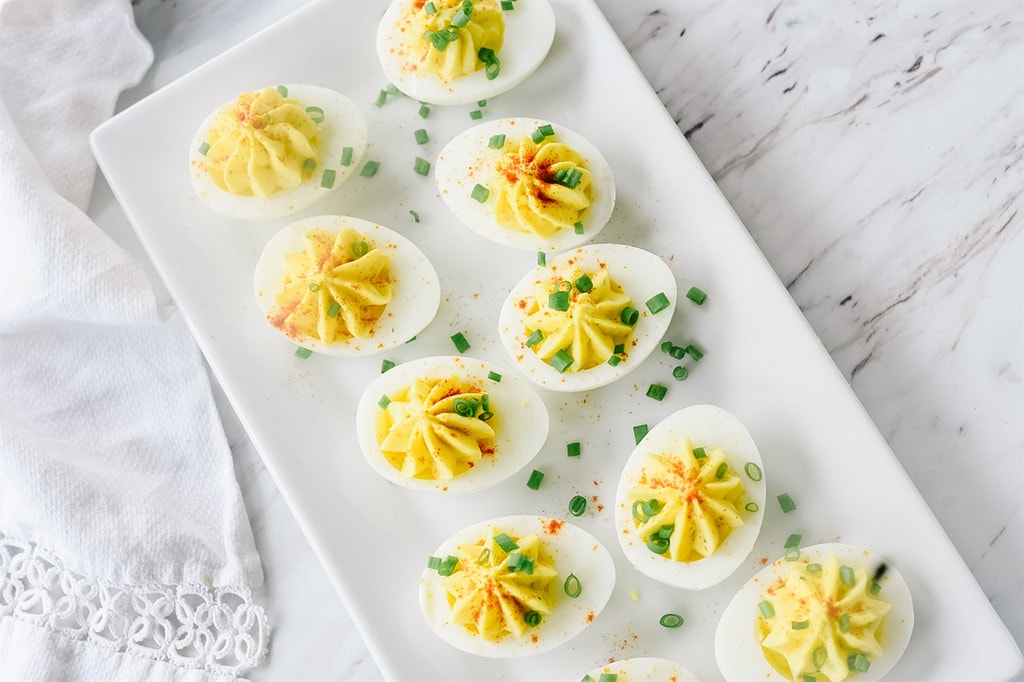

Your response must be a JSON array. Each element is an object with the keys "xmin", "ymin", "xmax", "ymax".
[
  {"xmin": 715, "ymin": 542, "xmax": 915, "ymax": 682},
  {"xmin": 354, "ymin": 355, "xmax": 549, "ymax": 493},
  {"xmin": 579, "ymin": 657, "xmax": 700, "ymax": 682},
  {"xmin": 253, "ymin": 215, "xmax": 439, "ymax": 356},
  {"xmin": 376, "ymin": 0, "xmax": 555, "ymax": 105},
  {"xmin": 435, "ymin": 117, "xmax": 615, "ymax": 251},
  {"xmin": 419, "ymin": 514, "xmax": 615, "ymax": 658},
  {"xmin": 614, "ymin": 404, "xmax": 766, "ymax": 590},
  {"xmin": 497, "ymin": 243, "xmax": 675, "ymax": 392},
  {"xmin": 188, "ymin": 84, "xmax": 368, "ymax": 220}
]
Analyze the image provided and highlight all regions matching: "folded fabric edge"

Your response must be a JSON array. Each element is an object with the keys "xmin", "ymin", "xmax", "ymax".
[{"xmin": 0, "ymin": 531, "xmax": 269, "ymax": 676}]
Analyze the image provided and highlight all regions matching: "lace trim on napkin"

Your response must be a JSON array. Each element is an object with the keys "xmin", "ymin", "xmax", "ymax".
[{"xmin": 0, "ymin": 533, "xmax": 268, "ymax": 675}]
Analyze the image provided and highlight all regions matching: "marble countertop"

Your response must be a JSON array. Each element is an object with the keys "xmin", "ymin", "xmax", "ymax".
[{"xmin": 89, "ymin": 0, "xmax": 1022, "ymax": 678}]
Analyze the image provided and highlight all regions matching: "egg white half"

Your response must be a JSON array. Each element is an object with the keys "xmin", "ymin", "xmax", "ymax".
[
  {"xmin": 497, "ymin": 243, "xmax": 676, "ymax": 392},
  {"xmin": 435, "ymin": 117, "xmax": 616, "ymax": 252},
  {"xmin": 580, "ymin": 657, "xmax": 700, "ymax": 682},
  {"xmin": 715, "ymin": 542, "xmax": 915, "ymax": 682},
  {"xmin": 615, "ymin": 404, "xmax": 766, "ymax": 590},
  {"xmin": 419, "ymin": 514, "xmax": 615, "ymax": 657},
  {"xmin": 253, "ymin": 215, "xmax": 439, "ymax": 356},
  {"xmin": 354, "ymin": 355, "xmax": 549, "ymax": 493},
  {"xmin": 189, "ymin": 84, "xmax": 368, "ymax": 220},
  {"xmin": 376, "ymin": 0, "xmax": 556, "ymax": 105}
]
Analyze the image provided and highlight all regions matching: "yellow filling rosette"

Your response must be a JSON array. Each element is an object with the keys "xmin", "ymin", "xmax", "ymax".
[{"xmin": 400, "ymin": 0, "xmax": 504, "ymax": 83}]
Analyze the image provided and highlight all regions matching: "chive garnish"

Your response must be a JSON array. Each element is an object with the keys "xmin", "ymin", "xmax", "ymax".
[
  {"xmin": 806, "ymin": 563, "xmax": 822, "ymax": 573},
  {"xmin": 374, "ymin": 89, "xmax": 388, "ymax": 107},
  {"xmin": 340, "ymin": 147, "xmax": 354, "ymax": 166},
  {"xmin": 507, "ymin": 552, "xmax": 534, "ymax": 574},
  {"xmin": 409, "ymin": 209, "xmax": 420, "ymax": 222},
  {"xmin": 538, "ymin": 124, "xmax": 554, "ymax": 137},
  {"xmin": 646, "ymin": 530, "xmax": 670, "ymax": 554},
  {"xmin": 692, "ymin": 446, "xmax": 707, "ymax": 459},
  {"xmin": 413, "ymin": 157, "xmax": 431, "ymax": 176},
  {"xmin": 659, "ymin": 613, "xmax": 684, "ymax": 628},
  {"xmin": 424, "ymin": 1, "xmax": 437, "ymax": 13},
  {"xmin": 351, "ymin": 241, "xmax": 369, "ymax": 258},
  {"xmin": 686, "ymin": 343, "xmax": 704, "ymax": 361},
  {"xmin": 598, "ymin": 675, "xmax": 617, "ymax": 682},
  {"xmin": 471, "ymin": 184, "xmax": 489, "ymax": 202},
  {"xmin": 525, "ymin": 329, "xmax": 544, "ymax": 347},
  {"xmin": 613, "ymin": 344, "xmax": 625, "ymax": 354},
  {"xmin": 646, "ymin": 384, "xmax": 667, "ymax": 401},
  {"xmin": 526, "ymin": 469, "xmax": 544, "ymax": 490},
  {"xmin": 549, "ymin": 349, "xmax": 573, "ymax": 373},
  {"xmin": 573, "ymin": 221, "xmax": 584, "ymax": 234},
  {"xmin": 501, "ymin": 0, "xmax": 513, "ymax": 9},
  {"xmin": 574, "ymin": 274, "xmax": 593, "ymax": 293},
  {"xmin": 568, "ymin": 495, "xmax": 587, "ymax": 517},
  {"xmin": 320, "ymin": 169, "xmax": 336, "ymax": 188},
  {"xmin": 745, "ymin": 501, "xmax": 759, "ymax": 512},
  {"xmin": 848, "ymin": 653, "xmax": 870, "ymax": 673},
  {"xmin": 870, "ymin": 581, "xmax": 882, "ymax": 596},
  {"xmin": 548, "ymin": 290, "xmax": 570, "ymax": 311},
  {"xmin": 566, "ymin": 442, "xmax": 581, "ymax": 457},
  {"xmin": 360, "ymin": 160, "xmax": 380, "ymax": 178},
  {"xmin": 493, "ymin": 534, "xmax": 518, "ymax": 552},
  {"xmin": 426, "ymin": 556, "xmax": 442, "ymax": 570},
  {"xmin": 489, "ymin": 133, "xmax": 506, "ymax": 149},
  {"xmin": 418, "ymin": 103, "xmax": 431, "ymax": 118},
  {"xmin": 633, "ymin": 424, "xmax": 648, "ymax": 444},
  {"xmin": 778, "ymin": 493, "xmax": 797, "ymax": 512},
  {"xmin": 305, "ymin": 106, "xmax": 324, "ymax": 123},
  {"xmin": 378, "ymin": 395, "xmax": 391, "ymax": 409},
  {"xmin": 646, "ymin": 292, "xmax": 670, "ymax": 313},
  {"xmin": 477, "ymin": 47, "xmax": 500, "ymax": 79},
  {"xmin": 536, "ymin": 251, "xmax": 546, "ymax": 266},
  {"xmin": 803, "ymin": 676, "xmax": 817, "ymax": 682},
  {"xmin": 784, "ymin": 533, "xmax": 802, "ymax": 548},
  {"xmin": 437, "ymin": 555, "xmax": 458, "ymax": 576},
  {"xmin": 198, "ymin": 142, "xmax": 210, "ymax": 156},
  {"xmin": 469, "ymin": 109, "xmax": 483, "ymax": 120},
  {"xmin": 476, "ymin": 548, "xmax": 490, "ymax": 565},
  {"xmin": 524, "ymin": 610, "xmax": 541, "ymax": 627},
  {"xmin": 607, "ymin": 355, "xmax": 621, "ymax": 366},
  {"xmin": 673, "ymin": 366, "xmax": 688, "ymax": 380},
  {"xmin": 450, "ymin": 332, "xmax": 470, "ymax": 352},
  {"xmin": 758, "ymin": 600, "xmax": 775, "ymax": 618},
  {"xmin": 744, "ymin": 462, "xmax": 763, "ymax": 481},
  {"xmin": 308, "ymin": 283, "xmax": 321, "ymax": 292},
  {"xmin": 714, "ymin": 462, "xmax": 728, "ymax": 479},
  {"xmin": 477, "ymin": 99, "xmax": 487, "ymax": 107},
  {"xmin": 488, "ymin": 371, "xmax": 502, "ymax": 382},
  {"xmin": 813, "ymin": 646, "xmax": 828, "ymax": 669},
  {"xmin": 380, "ymin": 359, "xmax": 395, "ymax": 373},
  {"xmin": 294, "ymin": 347, "xmax": 312, "ymax": 359},
  {"xmin": 669, "ymin": 345, "xmax": 686, "ymax": 360},
  {"xmin": 302, "ymin": 158, "xmax": 316, "ymax": 173},
  {"xmin": 792, "ymin": 620, "xmax": 809, "ymax": 630},
  {"xmin": 414, "ymin": 128, "xmax": 429, "ymax": 145},
  {"xmin": 840, "ymin": 565, "xmax": 856, "ymax": 586},
  {"xmin": 660, "ymin": 341, "xmax": 673, "ymax": 353},
  {"xmin": 785, "ymin": 546, "xmax": 801, "ymax": 561},
  {"xmin": 839, "ymin": 613, "xmax": 851, "ymax": 633},
  {"xmin": 564, "ymin": 572, "xmax": 582, "ymax": 597},
  {"xmin": 620, "ymin": 307, "xmax": 639, "ymax": 325},
  {"xmin": 686, "ymin": 286, "xmax": 707, "ymax": 305},
  {"xmin": 276, "ymin": 85, "xmax": 288, "ymax": 97},
  {"xmin": 327, "ymin": 301, "xmax": 341, "ymax": 318}
]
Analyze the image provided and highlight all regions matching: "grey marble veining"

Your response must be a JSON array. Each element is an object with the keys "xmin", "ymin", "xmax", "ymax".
[{"xmin": 84, "ymin": 0, "xmax": 1024, "ymax": 678}]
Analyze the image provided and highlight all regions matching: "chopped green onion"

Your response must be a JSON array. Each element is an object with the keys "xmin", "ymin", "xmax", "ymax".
[
  {"xmin": 839, "ymin": 613, "xmax": 851, "ymax": 632},
  {"xmin": 321, "ymin": 169, "xmax": 336, "ymax": 188},
  {"xmin": 598, "ymin": 675, "xmax": 617, "ymax": 682},
  {"xmin": 469, "ymin": 109, "xmax": 483, "ymax": 120},
  {"xmin": 659, "ymin": 613, "xmax": 684, "ymax": 628},
  {"xmin": 302, "ymin": 158, "xmax": 317, "ymax": 173},
  {"xmin": 538, "ymin": 124, "xmax": 554, "ymax": 137},
  {"xmin": 686, "ymin": 343, "xmax": 704, "ymax": 360},
  {"xmin": 305, "ymin": 106, "xmax": 324, "ymax": 123},
  {"xmin": 406, "ymin": 335, "xmax": 417, "ymax": 343},
  {"xmin": 692, "ymin": 446, "xmax": 707, "ymax": 459},
  {"xmin": 477, "ymin": 99, "xmax": 487, "ymax": 107},
  {"xmin": 489, "ymin": 133, "xmax": 506, "ymax": 149},
  {"xmin": 792, "ymin": 620, "xmax": 809, "ymax": 630},
  {"xmin": 613, "ymin": 343, "xmax": 625, "ymax": 354},
  {"xmin": 198, "ymin": 142, "xmax": 210, "ymax": 156},
  {"xmin": 607, "ymin": 355, "xmax": 621, "ymax": 366},
  {"xmin": 524, "ymin": 610, "xmax": 542, "ymax": 627},
  {"xmin": 294, "ymin": 347, "xmax": 312, "ymax": 359},
  {"xmin": 426, "ymin": 556, "xmax": 442, "ymax": 570},
  {"xmin": 848, "ymin": 653, "xmax": 870, "ymax": 673},
  {"xmin": 660, "ymin": 340, "xmax": 673, "ymax": 353},
  {"xmin": 564, "ymin": 572, "xmax": 582, "ymax": 597},
  {"xmin": 536, "ymin": 251, "xmax": 546, "ymax": 266},
  {"xmin": 526, "ymin": 329, "xmax": 544, "ymax": 347},
  {"xmin": 501, "ymin": 0, "xmax": 514, "ymax": 9},
  {"xmin": 378, "ymin": 395, "xmax": 391, "ymax": 409},
  {"xmin": 360, "ymin": 160, "xmax": 380, "ymax": 178},
  {"xmin": 380, "ymin": 359, "xmax": 395, "ymax": 373},
  {"xmin": 488, "ymin": 371, "xmax": 502, "ymax": 382},
  {"xmin": 657, "ymin": 524, "xmax": 673, "ymax": 539},
  {"xmin": 480, "ymin": 394, "xmax": 490, "ymax": 411},
  {"xmin": 413, "ymin": 156, "xmax": 431, "ymax": 176},
  {"xmin": 507, "ymin": 552, "xmax": 535, "ymax": 575},
  {"xmin": 530, "ymin": 128, "xmax": 545, "ymax": 144},
  {"xmin": 418, "ymin": 103, "xmax": 431, "ymax": 118},
  {"xmin": 686, "ymin": 286, "xmax": 707, "ymax": 305},
  {"xmin": 385, "ymin": 83, "xmax": 400, "ymax": 95},
  {"xmin": 478, "ymin": 411, "xmax": 494, "ymax": 421},
  {"xmin": 785, "ymin": 533, "xmax": 802, "ymax": 548},
  {"xmin": 264, "ymin": 114, "xmax": 274, "ymax": 124},
  {"xmin": 549, "ymin": 349, "xmax": 573, "ymax": 373},
  {"xmin": 813, "ymin": 646, "xmax": 828, "ymax": 669},
  {"xmin": 438, "ymin": 555, "xmax": 458, "ymax": 576},
  {"xmin": 778, "ymin": 493, "xmax": 797, "ymax": 513},
  {"xmin": 341, "ymin": 146, "xmax": 354, "ymax": 166},
  {"xmin": 646, "ymin": 292, "xmax": 670, "ymax": 313},
  {"xmin": 308, "ymin": 283, "xmax": 321, "ymax": 292},
  {"xmin": 424, "ymin": 1, "xmax": 437, "ymax": 13},
  {"xmin": 566, "ymin": 442, "xmax": 581, "ymax": 457},
  {"xmin": 476, "ymin": 548, "xmax": 490, "ymax": 565},
  {"xmin": 414, "ymin": 128, "xmax": 429, "ymax": 145},
  {"xmin": 715, "ymin": 462, "xmax": 728, "ymax": 479},
  {"xmin": 745, "ymin": 501, "xmax": 759, "ymax": 512},
  {"xmin": 452, "ymin": 397, "xmax": 474, "ymax": 417},
  {"xmin": 548, "ymin": 290, "xmax": 570, "ymax": 311},
  {"xmin": 673, "ymin": 366, "xmax": 689, "ymax": 381},
  {"xmin": 646, "ymin": 384, "xmax": 667, "ymax": 401},
  {"xmin": 374, "ymin": 89, "xmax": 388, "ymax": 107},
  {"xmin": 276, "ymin": 85, "xmax": 288, "ymax": 97},
  {"xmin": 669, "ymin": 345, "xmax": 686, "ymax": 359},
  {"xmin": 477, "ymin": 47, "xmax": 500, "ymax": 79},
  {"xmin": 744, "ymin": 462, "xmax": 763, "ymax": 481},
  {"xmin": 646, "ymin": 533, "xmax": 669, "ymax": 554},
  {"xmin": 451, "ymin": 6, "xmax": 471, "ymax": 28},
  {"xmin": 351, "ymin": 241, "xmax": 369, "ymax": 258},
  {"xmin": 803, "ymin": 676, "xmax": 817, "ymax": 682},
  {"xmin": 471, "ymin": 183, "xmax": 490, "ymax": 202},
  {"xmin": 574, "ymin": 274, "xmax": 593, "ymax": 293},
  {"xmin": 840, "ymin": 565, "xmax": 855, "ymax": 586},
  {"xmin": 493, "ymin": 534, "xmax": 518, "ymax": 552},
  {"xmin": 758, "ymin": 600, "xmax": 775, "ymax": 618},
  {"xmin": 785, "ymin": 546, "xmax": 801, "ymax": 561},
  {"xmin": 451, "ymin": 332, "xmax": 470, "ymax": 353},
  {"xmin": 870, "ymin": 581, "xmax": 882, "ymax": 596},
  {"xmin": 327, "ymin": 301, "xmax": 341, "ymax": 318},
  {"xmin": 633, "ymin": 424, "xmax": 648, "ymax": 444},
  {"xmin": 568, "ymin": 495, "xmax": 587, "ymax": 517},
  {"xmin": 526, "ymin": 469, "xmax": 544, "ymax": 490},
  {"xmin": 806, "ymin": 563, "xmax": 822, "ymax": 573},
  {"xmin": 556, "ymin": 280, "xmax": 573, "ymax": 293},
  {"xmin": 620, "ymin": 306, "xmax": 639, "ymax": 325},
  {"xmin": 409, "ymin": 209, "xmax": 420, "ymax": 223},
  {"xmin": 573, "ymin": 221, "xmax": 584, "ymax": 234}
]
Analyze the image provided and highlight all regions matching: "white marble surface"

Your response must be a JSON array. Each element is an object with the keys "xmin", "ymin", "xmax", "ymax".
[{"xmin": 87, "ymin": 0, "xmax": 1023, "ymax": 678}]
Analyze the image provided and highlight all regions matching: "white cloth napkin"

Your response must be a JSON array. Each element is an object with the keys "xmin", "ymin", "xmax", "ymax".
[{"xmin": 0, "ymin": 0, "xmax": 268, "ymax": 678}]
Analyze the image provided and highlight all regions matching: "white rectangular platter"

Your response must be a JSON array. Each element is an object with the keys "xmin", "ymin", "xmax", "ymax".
[{"xmin": 91, "ymin": 0, "xmax": 1022, "ymax": 679}]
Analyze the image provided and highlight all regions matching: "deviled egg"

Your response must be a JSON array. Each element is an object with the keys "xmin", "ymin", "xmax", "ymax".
[
  {"xmin": 189, "ymin": 84, "xmax": 368, "ymax": 219},
  {"xmin": 579, "ymin": 657, "xmax": 700, "ymax": 682},
  {"xmin": 497, "ymin": 243, "xmax": 675, "ymax": 391},
  {"xmin": 419, "ymin": 514, "xmax": 615, "ymax": 657},
  {"xmin": 354, "ymin": 355, "xmax": 549, "ymax": 493},
  {"xmin": 715, "ymin": 542, "xmax": 914, "ymax": 682},
  {"xmin": 376, "ymin": 0, "xmax": 556, "ymax": 105},
  {"xmin": 615, "ymin": 405, "xmax": 766, "ymax": 590},
  {"xmin": 253, "ymin": 215, "xmax": 439, "ymax": 355},
  {"xmin": 436, "ymin": 118, "xmax": 615, "ymax": 251}
]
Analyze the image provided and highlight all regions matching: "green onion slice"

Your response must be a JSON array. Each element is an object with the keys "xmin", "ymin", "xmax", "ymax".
[
  {"xmin": 778, "ymin": 493, "xmax": 797, "ymax": 513},
  {"xmin": 607, "ymin": 355, "xmax": 621, "ymax": 366},
  {"xmin": 598, "ymin": 675, "xmax": 617, "ymax": 682},
  {"xmin": 568, "ymin": 495, "xmax": 587, "ymax": 517},
  {"xmin": 526, "ymin": 469, "xmax": 544, "ymax": 490},
  {"xmin": 414, "ymin": 128, "xmax": 429, "ymax": 145},
  {"xmin": 493, "ymin": 533, "xmax": 518, "ymax": 552},
  {"xmin": 525, "ymin": 329, "xmax": 544, "ymax": 347},
  {"xmin": 308, "ymin": 282, "xmax": 321, "ymax": 292},
  {"xmin": 806, "ymin": 562, "xmax": 822, "ymax": 573},
  {"xmin": 488, "ymin": 133, "xmax": 506, "ymax": 149},
  {"xmin": 744, "ymin": 462, "xmax": 763, "ymax": 481},
  {"xmin": 659, "ymin": 613, "xmax": 684, "ymax": 628},
  {"xmin": 276, "ymin": 85, "xmax": 288, "ymax": 97},
  {"xmin": 839, "ymin": 613, "xmax": 851, "ymax": 633},
  {"xmin": 452, "ymin": 397, "xmax": 474, "ymax": 417},
  {"xmin": 574, "ymin": 274, "xmax": 593, "ymax": 293},
  {"xmin": 848, "ymin": 653, "xmax": 870, "ymax": 673},
  {"xmin": 424, "ymin": 1, "xmax": 437, "ymax": 14},
  {"xmin": 784, "ymin": 533, "xmax": 802, "ymax": 548},
  {"xmin": 437, "ymin": 555, "xmax": 458, "ymax": 576},
  {"xmin": 380, "ymin": 359, "xmax": 395, "ymax": 373},
  {"xmin": 340, "ymin": 146, "xmax": 354, "ymax": 166},
  {"xmin": 320, "ymin": 169, "xmax": 336, "ymax": 188},
  {"xmin": 524, "ymin": 610, "xmax": 542, "ymax": 627},
  {"xmin": 302, "ymin": 158, "xmax": 316, "ymax": 173},
  {"xmin": 360, "ymin": 160, "xmax": 380, "ymax": 177},
  {"xmin": 566, "ymin": 442, "xmax": 581, "ymax": 457},
  {"xmin": 646, "ymin": 384, "xmax": 667, "ymax": 401},
  {"xmin": 686, "ymin": 286, "xmax": 707, "ymax": 305},
  {"xmin": 451, "ymin": 332, "xmax": 470, "ymax": 352},
  {"xmin": 758, "ymin": 600, "xmax": 775, "ymax": 618},
  {"xmin": 813, "ymin": 646, "xmax": 828, "ymax": 669},
  {"xmin": 573, "ymin": 221, "xmax": 584, "ymax": 234},
  {"xmin": 536, "ymin": 251, "xmax": 546, "ymax": 266},
  {"xmin": 646, "ymin": 292, "xmax": 671, "ymax": 313},
  {"xmin": 785, "ymin": 546, "xmax": 801, "ymax": 562},
  {"xmin": 476, "ymin": 548, "xmax": 490, "ymax": 565},
  {"xmin": 549, "ymin": 349, "xmax": 573, "ymax": 373},
  {"xmin": 426, "ymin": 555, "xmax": 442, "ymax": 570},
  {"xmin": 613, "ymin": 343, "xmax": 625, "ymax": 354},
  {"xmin": 744, "ymin": 501, "xmax": 759, "ymax": 512},
  {"xmin": 673, "ymin": 365, "xmax": 689, "ymax": 381},
  {"xmin": 692, "ymin": 446, "xmax": 707, "ymax": 459},
  {"xmin": 645, "ymin": 534, "xmax": 669, "ymax": 554},
  {"xmin": 870, "ymin": 580, "xmax": 882, "ymax": 596},
  {"xmin": 327, "ymin": 301, "xmax": 341, "ymax": 318},
  {"xmin": 669, "ymin": 345, "xmax": 686, "ymax": 360},
  {"xmin": 564, "ymin": 572, "xmax": 582, "ymax": 597},
  {"xmin": 840, "ymin": 565, "xmax": 856, "ymax": 586},
  {"xmin": 351, "ymin": 241, "xmax": 369, "ymax": 258},
  {"xmin": 409, "ymin": 209, "xmax": 420, "ymax": 223},
  {"xmin": 305, "ymin": 106, "xmax": 324, "ymax": 123},
  {"xmin": 418, "ymin": 103, "xmax": 431, "ymax": 118},
  {"xmin": 792, "ymin": 620, "xmax": 809, "ymax": 630},
  {"xmin": 488, "ymin": 371, "xmax": 502, "ymax": 382},
  {"xmin": 294, "ymin": 347, "xmax": 312, "ymax": 359},
  {"xmin": 413, "ymin": 157, "xmax": 431, "ymax": 176},
  {"xmin": 378, "ymin": 395, "xmax": 391, "ymax": 409},
  {"xmin": 686, "ymin": 343, "xmax": 704, "ymax": 360},
  {"xmin": 548, "ymin": 290, "xmax": 570, "ymax": 311},
  {"xmin": 633, "ymin": 424, "xmax": 648, "ymax": 444},
  {"xmin": 374, "ymin": 89, "xmax": 388, "ymax": 107},
  {"xmin": 469, "ymin": 109, "xmax": 483, "ymax": 120},
  {"xmin": 198, "ymin": 142, "xmax": 211, "ymax": 156},
  {"xmin": 471, "ymin": 183, "xmax": 490, "ymax": 202},
  {"xmin": 714, "ymin": 462, "xmax": 728, "ymax": 479},
  {"xmin": 620, "ymin": 306, "xmax": 639, "ymax": 325}
]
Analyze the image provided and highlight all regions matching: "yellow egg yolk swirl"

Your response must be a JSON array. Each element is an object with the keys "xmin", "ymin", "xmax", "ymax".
[
  {"xmin": 627, "ymin": 438, "xmax": 746, "ymax": 562},
  {"xmin": 202, "ymin": 87, "xmax": 320, "ymax": 197},
  {"xmin": 269, "ymin": 227, "xmax": 392, "ymax": 343},
  {"xmin": 376, "ymin": 375, "xmax": 496, "ymax": 480},
  {"xmin": 757, "ymin": 555, "xmax": 891, "ymax": 682},
  {"xmin": 493, "ymin": 135, "xmax": 593, "ymax": 238},
  {"xmin": 522, "ymin": 269, "xmax": 633, "ymax": 372},
  {"xmin": 399, "ymin": 0, "xmax": 504, "ymax": 83},
  {"xmin": 443, "ymin": 529, "xmax": 557, "ymax": 641}
]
